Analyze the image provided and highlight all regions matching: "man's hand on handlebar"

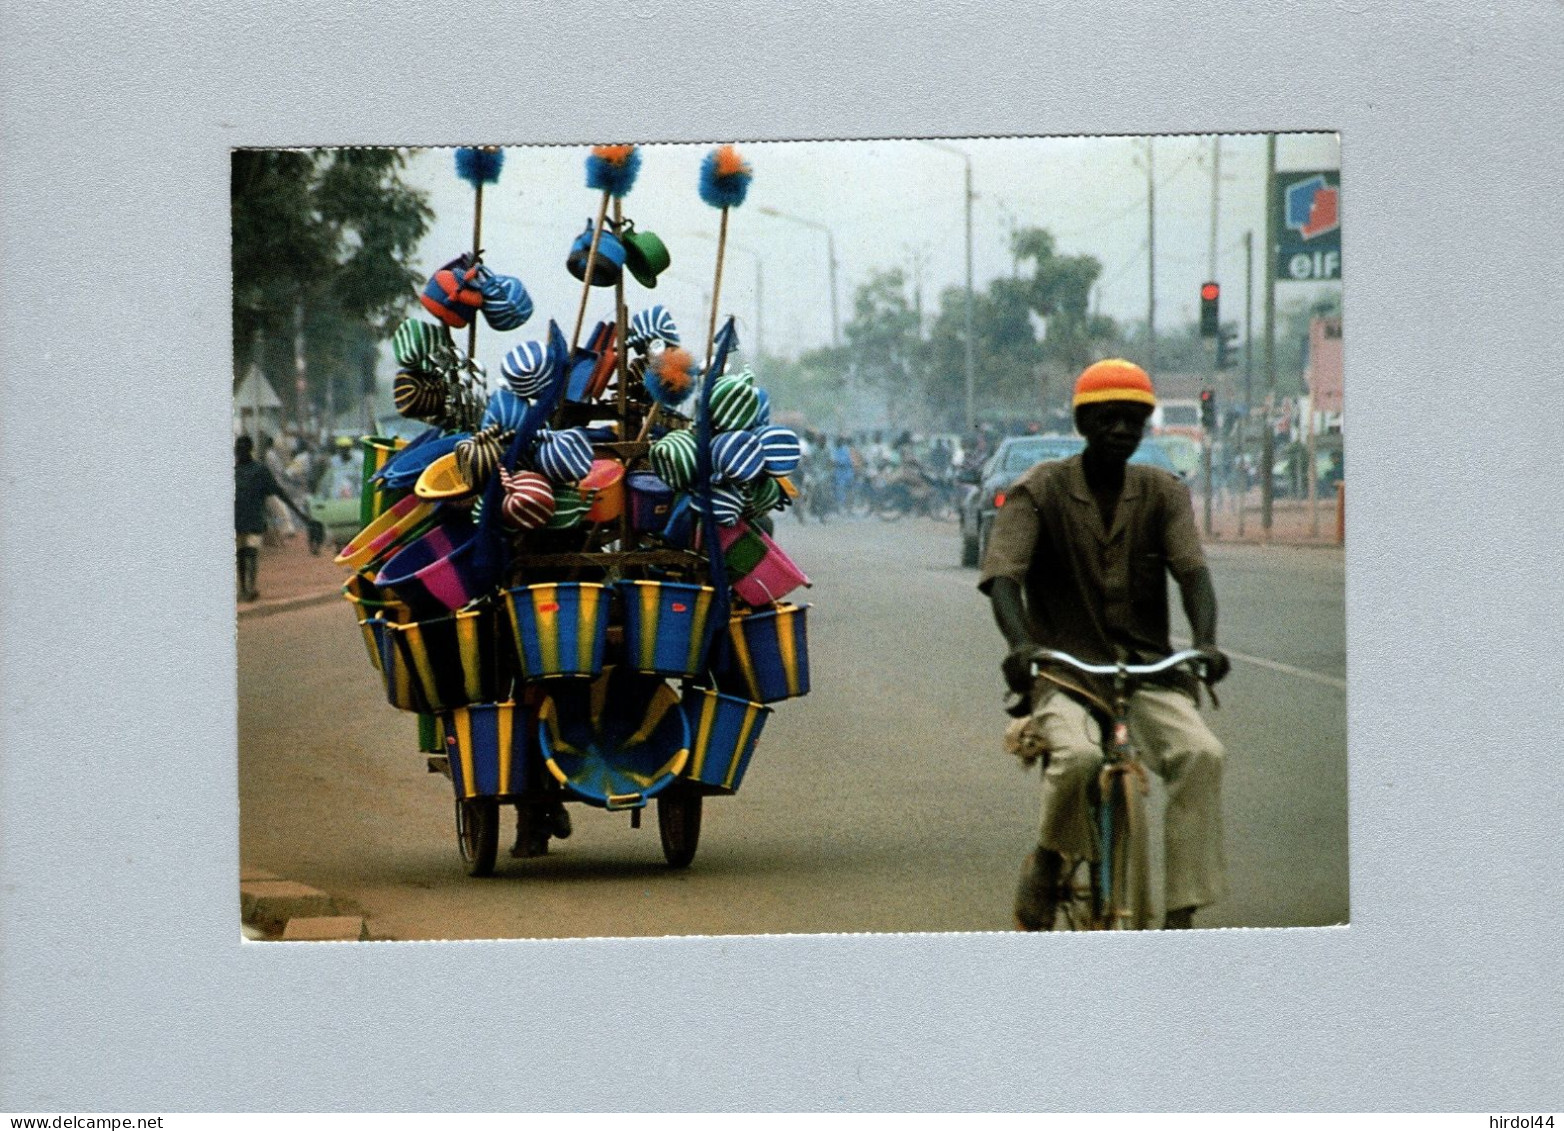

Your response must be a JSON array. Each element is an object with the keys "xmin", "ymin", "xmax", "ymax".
[
  {"xmin": 1196, "ymin": 645, "xmax": 1230, "ymax": 685},
  {"xmin": 1002, "ymin": 645, "xmax": 1036, "ymax": 696}
]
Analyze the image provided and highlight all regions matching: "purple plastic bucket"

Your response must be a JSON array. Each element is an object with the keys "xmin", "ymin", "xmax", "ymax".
[{"xmin": 372, "ymin": 512, "xmax": 491, "ymax": 612}]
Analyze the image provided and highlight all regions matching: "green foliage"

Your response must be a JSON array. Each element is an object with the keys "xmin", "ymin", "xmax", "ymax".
[
  {"xmin": 918, "ymin": 226, "xmax": 1115, "ymax": 428},
  {"xmin": 231, "ymin": 148, "xmax": 433, "ymax": 422},
  {"xmin": 843, "ymin": 268, "xmax": 923, "ymax": 425}
]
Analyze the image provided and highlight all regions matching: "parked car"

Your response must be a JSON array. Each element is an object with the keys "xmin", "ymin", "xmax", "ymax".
[
  {"xmin": 1154, "ymin": 433, "xmax": 1202, "ymax": 481},
  {"xmin": 959, "ymin": 434, "xmax": 1179, "ymax": 567}
]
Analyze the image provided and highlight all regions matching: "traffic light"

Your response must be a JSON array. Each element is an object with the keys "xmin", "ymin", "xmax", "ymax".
[
  {"xmin": 1216, "ymin": 326, "xmax": 1239, "ymax": 370},
  {"xmin": 1199, "ymin": 388, "xmax": 1217, "ymax": 431},
  {"xmin": 1199, "ymin": 281, "xmax": 1220, "ymax": 337}
]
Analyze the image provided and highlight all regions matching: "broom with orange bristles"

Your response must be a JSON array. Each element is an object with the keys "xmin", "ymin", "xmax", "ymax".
[
  {"xmin": 698, "ymin": 145, "xmax": 754, "ymax": 365},
  {"xmin": 571, "ymin": 145, "xmax": 642, "ymax": 354}
]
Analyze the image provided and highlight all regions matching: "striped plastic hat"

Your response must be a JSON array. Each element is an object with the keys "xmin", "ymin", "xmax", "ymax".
[
  {"xmin": 743, "ymin": 475, "xmax": 783, "ymax": 518},
  {"xmin": 544, "ymin": 485, "xmax": 589, "ymax": 529},
  {"xmin": 628, "ymin": 305, "xmax": 680, "ymax": 351},
  {"xmin": 478, "ymin": 270, "xmax": 534, "ymax": 332},
  {"xmin": 455, "ymin": 425, "xmax": 506, "ymax": 489},
  {"xmin": 392, "ymin": 318, "xmax": 448, "ymax": 369},
  {"xmin": 480, "ymin": 387, "xmax": 528, "ymax": 434},
  {"xmin": 690, "ymin": 484, "xmax": 747, "ymax": 527},
  {"xmin": 498, "ymin": 469, "xmax": 555, "ymax": 530},
  {"xmin": 649, "ymin": 429, "xmax": 699, "ymax": 490},
  {"xmin": 1072, "ymin": 358, "xmax": 1157, "ymax": 409},
  {"xmin": 711, "ymin": 429, "xmax": 767, "ymax": 484},
  {"xmin": 501, "ymin": 340, "xmax": 555, "ymax": 400},
  {"xmin": 394, "ymin": 368, "xmax": 446, "ymax": 422},
  {"xmin": 754, "ymin": 387, "xmax": 772, "ymax": 428},
  {"xmin": 531, "ymin": 428, "xmax": 595, "ymax": 485},
  {"xmin": 419, "ymin": 259, "xmax": 486, "ymax": 329},
  {"xmin": 709, "ymin": 375, "xmax": 762, "ymax": 432},
  {"xmin": 754, "ymin": 425, "xmax": 802, "ymax": 476}
]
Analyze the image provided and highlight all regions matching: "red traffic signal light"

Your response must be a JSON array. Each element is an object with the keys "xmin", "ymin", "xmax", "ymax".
[
  {"xmin": 1199, "ymin": 388, "xmax": 1217, "ymax": 430},
  {"xmin": 1199, "ymin": 281, "xmax": 1220, "ymax": 337}
]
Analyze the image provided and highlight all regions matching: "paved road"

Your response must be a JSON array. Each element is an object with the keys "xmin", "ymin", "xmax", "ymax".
[{"xmin": 238, "ymin": 517, "xmax": 1348, "ymax": 938}]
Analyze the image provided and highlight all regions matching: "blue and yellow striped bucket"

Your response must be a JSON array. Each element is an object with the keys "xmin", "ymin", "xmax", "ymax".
[
  {"xmin": 443, "ymin": 702, "xmax": 530, "ymax": 800},
  {"xmin": 504, "ymin": 582, "xmax": 610, "ymax": 681},
  {"xmin": 365, "ymin": 616, "xmax": 428, "ymax": 712},
  {"xmin": 536, "ymin": 667, "xmax": 689, "ymax": 810},
  {"xmin": 680, "ymin": 687, "xmax": 771, "ymax": 793},
  {"xmin": 343, "ymin": 573, "xmax": 412, "ymax": 672},
  {"xmin": 390, "ymin": 602, "xmax": 513, "ymax": 713},
  {"xmin": 617, "ymin": 580, "xmax": 719, "ymax": 678},
  {"xmin": 721, "ymin": 602, "xmax": 811, "ymax": 703},
  {"xmin": 360, "ymin": 435, "xmax": 410, "ymax": 526}
]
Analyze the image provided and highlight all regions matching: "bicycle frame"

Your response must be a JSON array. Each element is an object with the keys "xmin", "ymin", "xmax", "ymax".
[{"xmin": 1032, "ymin": 648, "xmax": 1206, "ymax": 930}]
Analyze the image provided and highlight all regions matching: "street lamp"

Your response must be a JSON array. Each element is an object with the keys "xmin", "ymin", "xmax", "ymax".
[
  {"xmin": 756, "ymin": 205, "xmax": 839, "ymax": 349},
  {"xmin": 919, "ymin": 139, "xmax": 976, "ymax": 432},
  {"xmin": 685, "ymin": 231, "xmax": 764, "ymax": 359}
]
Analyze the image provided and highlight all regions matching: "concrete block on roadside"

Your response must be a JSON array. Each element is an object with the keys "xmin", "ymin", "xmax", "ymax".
[
  {"xmin": 240, "ymin": 879, "xmax": 335, "ymax": 929},
  {"xmin": 281, "ymin": 916, "xmax": 369, "ymax": 942}
]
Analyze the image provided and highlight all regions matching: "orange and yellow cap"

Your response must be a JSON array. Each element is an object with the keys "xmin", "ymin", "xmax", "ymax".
[{"xmin": 1073, "ymin": 359, "xmax": 1157, "ymax": 409}]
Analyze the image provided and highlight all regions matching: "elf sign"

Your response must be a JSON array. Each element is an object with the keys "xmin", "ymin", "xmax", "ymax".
[{"xmin": 1273, "ymin": 170, "xmax": 1341, "ymax": 281}]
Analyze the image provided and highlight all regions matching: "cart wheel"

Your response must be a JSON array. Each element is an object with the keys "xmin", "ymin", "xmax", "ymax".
[
  {"xmin": 456, "ymin": 797, "xmax": 499, "ymax": 877},
  {"xmin": 656, "ymin": 785, "xmax": 702, "ymax": 869}
]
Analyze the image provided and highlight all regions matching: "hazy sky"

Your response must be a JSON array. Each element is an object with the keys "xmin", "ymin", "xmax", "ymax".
[{"xmin": 401, "ymin": 132, "xmax": 1339, "ymax": 380}]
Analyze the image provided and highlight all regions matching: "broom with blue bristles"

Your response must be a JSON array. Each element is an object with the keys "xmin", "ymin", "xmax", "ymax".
[
  {"xmin": 698, "ymin": 145, "xmax": 753, "ymax": 365},
  {"xmin": 572, "ymin": 145, "xmax": 642, "ymax": 354},
  {"xmin": 454, "ymin": 147, "xmax": 505, "ymax": 365}
]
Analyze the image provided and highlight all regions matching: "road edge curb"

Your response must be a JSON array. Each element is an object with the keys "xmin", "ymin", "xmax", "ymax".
[{"xmin": 238, "ymin": 588, "xmax": 342, "ymax": 620}]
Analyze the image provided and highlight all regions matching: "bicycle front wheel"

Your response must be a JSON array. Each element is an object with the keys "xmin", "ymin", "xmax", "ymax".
[{"xmin": 1106, "ymin": 768, "xmax": 1153, "ymax": 929}]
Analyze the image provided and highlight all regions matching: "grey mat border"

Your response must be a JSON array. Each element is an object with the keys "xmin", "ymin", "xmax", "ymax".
[{"xmin": 2, "ymin": 0, "xmax": 1561, "ymax": 1112}]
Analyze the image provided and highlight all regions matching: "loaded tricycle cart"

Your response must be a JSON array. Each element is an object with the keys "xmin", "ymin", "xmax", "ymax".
[{"xmin": 333, "ymin": 144, "xmax": 812, "ymax": 875}]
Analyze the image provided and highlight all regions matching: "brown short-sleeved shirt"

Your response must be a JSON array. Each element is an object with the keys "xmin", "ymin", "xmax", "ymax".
[{"xmin": 978, "ymin": 454, "xmax": 1205, "ymax": 695}]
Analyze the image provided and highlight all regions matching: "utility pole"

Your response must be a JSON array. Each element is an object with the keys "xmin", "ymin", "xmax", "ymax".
[
  {"xmin": 1261, "ymin": 134, "xmax": 1278, "ymax": 539},
  {"xmin": 754, "ymin": 256, "xmax": 765, "ymax": 360},
  {"xmin": 1239, "ymin": 229, "xmax": 1254, "ymax": 537},
  {"xmin": 962, "ymin": 160, "xmax": 975, "ymax": 430},
  {"xmin": 292, "ymin": 301, "xmax": 308, "ymax": 439},
  {"xmin": 1146, "ymin": 138, "xmax": 1157, "ymax": 380},
  {"xmin": 919, "ymin": 141, "xmax": 977, "ymax": 431},
  {"xmin": 1202, "ymin": 135, "xmax": 1220, "ymax": 537}
]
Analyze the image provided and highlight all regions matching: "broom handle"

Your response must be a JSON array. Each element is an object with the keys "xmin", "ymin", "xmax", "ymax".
[
  {"xmin": 467, "ymin": 181, "xmax": 484, "ymax": 368},
  {"xmin": 571, "ymin": 192, "xmax": 612, "ymax": 354},
  {"xmin": 705, "ymin": 207, "xmax": 729, "ymax": 366},
  {"xmin": 614, "ymin": 197, "xmax": 632, "ymax": 552}
]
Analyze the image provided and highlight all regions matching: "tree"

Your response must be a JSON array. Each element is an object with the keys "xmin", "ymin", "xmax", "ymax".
[
  {"xmin": 842, "ymin": 269, "xmax": 921, "ymax": 428},
  {"xmin": 1010, "ymin": 227, "xmax": 1113, "ymax": 407},
  {"xmin": 920, "ymin": 226, "xmax": 1115, "ymax": 429},
  {"xmin": 231, "ymin": 148, "xmax": 433, "ymax": 428}
]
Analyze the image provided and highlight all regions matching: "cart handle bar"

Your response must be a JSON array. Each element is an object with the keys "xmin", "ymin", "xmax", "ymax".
[{"xmin": 1031, "ymin": 648, "xmax": 1208, "ymax": 679}]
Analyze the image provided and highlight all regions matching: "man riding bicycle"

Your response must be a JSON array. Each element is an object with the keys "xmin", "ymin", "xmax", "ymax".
[{"xmin": 977, "ymin": 359, "xmax": 1231, "ymax": 930}]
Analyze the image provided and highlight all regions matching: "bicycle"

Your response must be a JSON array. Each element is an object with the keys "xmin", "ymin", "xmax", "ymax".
[{"xmin": 1014, "ymin": 647, "xmax": 1215, "ymax": 931}]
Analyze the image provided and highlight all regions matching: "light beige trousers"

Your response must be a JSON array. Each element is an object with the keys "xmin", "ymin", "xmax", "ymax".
[{"xmin": 1030, "ymin": 684, "xmax": 1228, "ymax": 911}]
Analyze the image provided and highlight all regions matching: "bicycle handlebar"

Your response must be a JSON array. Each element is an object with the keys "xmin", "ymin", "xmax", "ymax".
[{"xmin": 1031, "ymin": 647, "xmax": 1209, "ymax": 679}]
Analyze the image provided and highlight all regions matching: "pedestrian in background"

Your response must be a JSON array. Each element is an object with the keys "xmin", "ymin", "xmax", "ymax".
[
  {"xmin": 259, "ymin": 435, "xmax": 300, "ymax": 543},
  {"xmin": 235, "ymin": 434, "xmax": 319, "ymax": 603}
]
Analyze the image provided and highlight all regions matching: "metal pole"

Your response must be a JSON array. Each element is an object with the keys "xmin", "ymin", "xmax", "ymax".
[
  {"xmin": 917, "ymin": 141, "xmax": 976, "ymax": 430},
  {"xmin": 1239, "ymin": 229, "xmax": 1253, "ymax": 537},
  {"xmin": 755, "ymin": 257, "xmax": 765, "ymax": 359},
  {"xmin": 1202, "ymin": 136, "xmax": 1219, "ymax": 537},
  {"xmin": 1208, "ymin": 136, "xmax": 1221, "ymax": 276},
  {"xmin": 826, "ymin": 229, "xmax": 840, "ymax": 348},
  {"xmin": 963, "ymin": 158, "xmax": 975, "ymax": 433},
  {"xmin": 1261, "ymin": 134, "xmax": 1278, "ymax": 539},
  {"xmin": 1146, "ymin": 138, "xmax": 1157, "ymax": 379},
  {"xmin": 1244, "ymin": 231, "xmax": 1254, "ymax": 414}
]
